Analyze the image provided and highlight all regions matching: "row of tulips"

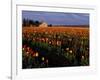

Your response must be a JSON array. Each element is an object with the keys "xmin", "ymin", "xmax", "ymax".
[{"xmin": 22, "ymin": 30, "xmax": 89, "ymax": 68}]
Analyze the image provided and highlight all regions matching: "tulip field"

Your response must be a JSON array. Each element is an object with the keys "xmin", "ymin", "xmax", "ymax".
[{"xmin": 22, "ymin": 26, "xmax": 89, "ymax": 69}]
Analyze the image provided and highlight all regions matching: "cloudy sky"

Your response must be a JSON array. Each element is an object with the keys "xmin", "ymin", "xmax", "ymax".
[{"xmin": 22, "ymin": 11, "xmax": 89, "ymax": 25}]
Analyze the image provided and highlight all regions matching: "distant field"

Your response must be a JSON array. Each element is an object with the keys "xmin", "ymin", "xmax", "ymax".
[{"xmin": 22, "ymin": 26, "xmax": 89, "ymax": 37}]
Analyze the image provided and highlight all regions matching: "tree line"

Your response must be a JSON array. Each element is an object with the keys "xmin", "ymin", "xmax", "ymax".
[
  {"xmin": 22, "ymin": 18, "xmax": 52, "ymax": 27},
  {"xmin": 22, "ymin": 18, "xmax": 42, "ymax": 27}
]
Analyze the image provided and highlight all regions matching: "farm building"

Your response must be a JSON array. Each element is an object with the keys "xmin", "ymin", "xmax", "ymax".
[{"xmin": 39, "ymin": 22, "xmax": 48, "ymax": 27}]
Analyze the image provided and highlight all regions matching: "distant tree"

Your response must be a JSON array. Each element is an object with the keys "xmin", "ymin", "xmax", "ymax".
[
  {"xmin": 35, "ymin": 21, "xmax": 39, "ymax": 26},
  {"xmin": 29, "ymin": 20, "xmax": 35, "ymax": 27},
  {"xmin": 48, "ymin": 24, "xmax": 52, "ymax": 27},
  {"xmin": 22, "ymin": 18, "xmax": 27, "ymax": 27},
  {"xmin": 25, "ymin": 19, "xmax": 30, "ymax": 26},
  {"xmin": 35, "ymin": 21, "xmax": 41, "ymax": 27}
]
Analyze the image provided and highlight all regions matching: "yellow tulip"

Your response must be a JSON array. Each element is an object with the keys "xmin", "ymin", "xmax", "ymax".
[
  {"xmin": 35, "ymin": 52, "xmax": 39, "ymax": 57},
  {"xmin": 66, "ymin": 48, "xmax": 69, "ymax": 51},
  {"xmin": 22, "ymin": 48, "xmax": 24, "ymax": 51},
  {"xmin": 42, "ymin": 57, "xmax": 45, "ymax": 61},
  {"xmin": 69, "ymin": 50, "xmax": 73, "ymax": 54},
  {"xmin": 82, "ymin": 56, "xmax": 84, "ymax": 59}
]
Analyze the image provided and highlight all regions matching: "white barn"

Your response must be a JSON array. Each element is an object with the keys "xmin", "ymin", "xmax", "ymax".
[{"xmin": 39, "ymin": 22, "xmax": 48, "ymax": 27}]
